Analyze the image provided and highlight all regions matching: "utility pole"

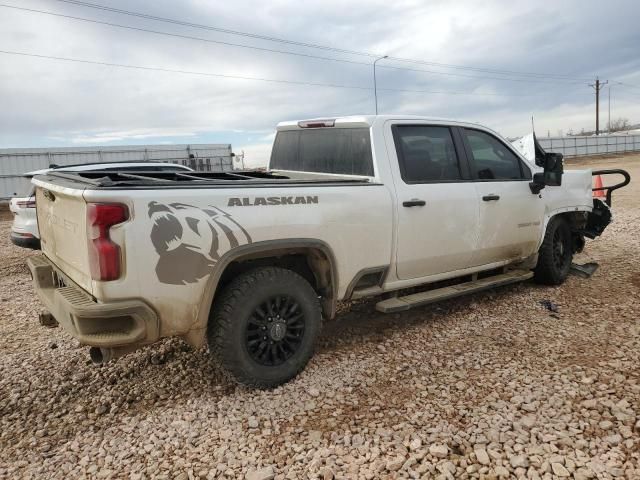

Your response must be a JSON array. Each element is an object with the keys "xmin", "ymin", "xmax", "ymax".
[{"xmin": 589, "ymin": 78, "xmax": 608, "ymax": 135}]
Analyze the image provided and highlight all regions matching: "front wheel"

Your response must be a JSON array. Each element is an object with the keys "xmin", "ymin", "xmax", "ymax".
[
  {"xmin": 208, "ymin": 267, "xmax": 322, "ymax": 388},
  {"xmin": 534, "ymin": 216, "xmax": 573, "ymax": 285}
]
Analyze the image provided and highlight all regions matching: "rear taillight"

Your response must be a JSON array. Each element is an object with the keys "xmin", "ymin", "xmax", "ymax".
[
  {"xmin": 86, "ymin": 203, "xmax": 129, "ymax": 281},
  {"xmin": 17, "ymin": 199, "xmax": 36, "ymax": 208}
]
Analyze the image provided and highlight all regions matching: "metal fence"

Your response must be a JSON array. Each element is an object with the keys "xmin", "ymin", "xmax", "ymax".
[
  {"xmin": 538, "ymin": 135, "xmax": 640, "ymax": 158},
  {"xmin": 0, "ymin": 144, "xmax": 234, "ymax": 199}
]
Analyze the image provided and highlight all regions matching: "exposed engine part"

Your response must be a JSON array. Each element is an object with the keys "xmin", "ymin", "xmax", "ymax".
[{"xmin": 572, "ymin": 232, "xmax": 586, "ymax": 254}]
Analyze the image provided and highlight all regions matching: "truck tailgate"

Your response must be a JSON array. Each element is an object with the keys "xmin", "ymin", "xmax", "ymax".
[{"xmin": 35, "ymin": 184, "xmax": 93, "ymax": 293}]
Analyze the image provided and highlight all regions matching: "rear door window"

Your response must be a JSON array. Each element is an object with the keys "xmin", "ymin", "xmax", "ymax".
[{"xmin": 271, "ymin": 128, "xmax": 374, "ymax": 176}]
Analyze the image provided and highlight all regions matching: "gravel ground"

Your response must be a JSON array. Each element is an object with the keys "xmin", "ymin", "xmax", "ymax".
[{"xmin": 1, "ymin": 156, "xmax": 639, "ymax": 480}]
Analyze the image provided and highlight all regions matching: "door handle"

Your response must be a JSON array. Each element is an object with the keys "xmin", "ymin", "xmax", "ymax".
[
  {"xmin": 482, "ymin": 194, "xmax": 500, "ymax": 201},
  {"xmin": 403, "ymin": 199, "xmax": 426, "ymax": 207}
]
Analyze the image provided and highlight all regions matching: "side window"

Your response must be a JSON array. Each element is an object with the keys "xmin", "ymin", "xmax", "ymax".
[
  {"xmin": 464, "ymin": 129, "xmax": 525, "ymax": 180},
  {"xmin": 394, "ymin": 126, "xmax": 462, "ymax": 183}
]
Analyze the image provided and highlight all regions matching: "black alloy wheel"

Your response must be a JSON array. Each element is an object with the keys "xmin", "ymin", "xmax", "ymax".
[{"xmin": 246, "ymin": 295, "xmax": 306, "ymax": 366}]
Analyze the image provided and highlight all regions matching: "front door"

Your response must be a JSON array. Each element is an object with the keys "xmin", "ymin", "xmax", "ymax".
[
  {"xmin": 460, "ymin": 128, "xmax": 544, "ymax": 266},
  {"xmin": 388, "ymin": 123, "xmax": 479, "ymax": 280}
]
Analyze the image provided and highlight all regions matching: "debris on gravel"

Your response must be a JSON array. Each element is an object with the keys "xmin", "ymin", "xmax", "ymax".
[{"xmin": 1, "ymin": 158, "xmax": 639, "ymax": 479}]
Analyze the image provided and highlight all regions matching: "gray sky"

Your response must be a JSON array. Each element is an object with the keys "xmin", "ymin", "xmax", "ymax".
[{"xmin": 1, "ymin": 0, "xmax": 639, "ymax": 166}]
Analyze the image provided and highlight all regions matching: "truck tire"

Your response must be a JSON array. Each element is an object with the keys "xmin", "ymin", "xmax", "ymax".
[
  {"xmin": 534, "ymin": 216, "xmax": 573, "ymax": 285},
  {"xmin": 208, "ymin": 266, "xmax": 322, "ymax": 388}
]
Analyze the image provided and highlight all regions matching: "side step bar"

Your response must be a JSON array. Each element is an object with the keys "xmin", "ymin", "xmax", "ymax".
[{"xmin": 375, "ymin": 270, "xmax": 534, "ymax": 313}]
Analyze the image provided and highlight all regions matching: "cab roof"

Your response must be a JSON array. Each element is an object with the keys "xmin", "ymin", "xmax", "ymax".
[{"xmin": 276, "ymin": 115, "xmax": 487, "ymax": 131}]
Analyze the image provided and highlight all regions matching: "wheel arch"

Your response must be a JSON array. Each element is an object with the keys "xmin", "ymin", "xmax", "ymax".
[
  {"xmin": 193, "ymin": 239, "xmax": 338, "ymax": 343},
  {"xmin": 537, "ymin": 208, "xmax": 590, "ymax": 250}
]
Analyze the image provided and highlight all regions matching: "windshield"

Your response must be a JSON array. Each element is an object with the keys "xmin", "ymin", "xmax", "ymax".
[{"xmin": 270, "ymin": 128, "xmax": 374, "ymax": 176}]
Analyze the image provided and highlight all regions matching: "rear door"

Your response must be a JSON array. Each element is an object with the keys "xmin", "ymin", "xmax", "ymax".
[
  {"xmin": 460, "ymin": 128, "xmax": 544, "ymax": 266},
  {"xmin": 387, "ymin": 122, "xmax": 479, "ymax": 280}
]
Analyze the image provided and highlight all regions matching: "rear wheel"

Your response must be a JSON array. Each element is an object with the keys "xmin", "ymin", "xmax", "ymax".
[
  {"xmin": 534, "ymin": 216, "xmax": 573, "ymax": 285},
  {"xmin": 208, "ymin": 267, "xmax": 322, "ymax": 388}
]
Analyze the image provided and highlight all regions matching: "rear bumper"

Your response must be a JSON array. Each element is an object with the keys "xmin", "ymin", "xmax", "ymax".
[
  {"xmin": 11, "ymin": 232, "xmax": 41, "ymax": 250},
  {"xmin": 27, "ymin": 255, "xmax": 159, "ymax": 348}
]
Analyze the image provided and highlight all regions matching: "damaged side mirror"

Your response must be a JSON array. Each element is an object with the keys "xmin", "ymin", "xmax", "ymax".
[
  {"xmin": 530, "ymin": 152, "xmax": 564, "ymax": 194},
  {"xmin": 543, "ymin": 152, "xmax": 563, "ymax": 187}
]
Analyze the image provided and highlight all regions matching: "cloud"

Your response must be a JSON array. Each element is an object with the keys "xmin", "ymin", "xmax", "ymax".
[
  {"xmin": 54, "ymin": 128, "xmax": 199, "ymax": 144},
  {"xmin": 0, "ymin": 0, "xmax": 638, "ymax": 150}
]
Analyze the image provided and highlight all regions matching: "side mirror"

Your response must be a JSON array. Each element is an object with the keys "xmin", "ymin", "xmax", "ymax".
[
  {"xmin": 543, "ymin": 152, "xmax": 563, "ymax": 187},
  {"xmin": 529, "ymin": 152, "xmax": 564, "ymax": 194}
]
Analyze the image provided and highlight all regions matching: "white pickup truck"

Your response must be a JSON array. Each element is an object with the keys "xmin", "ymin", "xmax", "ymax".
[{"xmin": 28, "ymin": 116, "xmax": 628, "ymax": 388}]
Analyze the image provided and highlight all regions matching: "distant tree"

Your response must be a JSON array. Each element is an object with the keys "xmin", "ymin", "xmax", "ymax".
[{"xmin": 609, "ymin": 117, "xmax": 630, "ymax": 133}]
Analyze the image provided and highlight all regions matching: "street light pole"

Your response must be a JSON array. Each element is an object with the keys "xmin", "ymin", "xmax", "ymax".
[
  {"xmin": 608, "ymin": 85, "xmax": 611, "ymax": 133},
  {"xmin": 373, "ymin": 55, "xmax": 388, "ymax": 115}
]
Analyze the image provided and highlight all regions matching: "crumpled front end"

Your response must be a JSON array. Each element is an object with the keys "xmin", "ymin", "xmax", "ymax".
[{"xmin": 582, "ymin": 198, "xmax": 612, "ymax": 239}]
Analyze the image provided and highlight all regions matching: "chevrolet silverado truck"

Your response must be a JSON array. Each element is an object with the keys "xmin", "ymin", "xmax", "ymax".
[{"xmin": 27, "ymin": 116, "xmax": 629, "ymax": 388}]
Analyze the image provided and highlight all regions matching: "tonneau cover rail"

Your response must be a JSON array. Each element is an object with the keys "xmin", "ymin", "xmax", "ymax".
[{"xmin": 35, "ymin": 169, "xmax": 374, "ymax": 189}]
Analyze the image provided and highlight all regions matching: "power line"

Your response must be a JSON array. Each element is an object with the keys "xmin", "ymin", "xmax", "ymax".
[
  {"xmin": 613, "ymin": 87, "xmax": 640, "ymax": 98},
  {"xmin": 0, "ymin": 49, "xmax": 371, "ymax": 90},
  {"xmin": 0, "ymin": 49, "xmax": 576, "ymax": 98},
  {"xmin": 50, "ymin": 0, "xmax": 380, "ymax": 59},
  {"xmin": 0, "ymin": 4, "xmax": 371, "ymax": 67},
  {"xmin": 379, "ymin": 86, "xmax": 538, "ymax": 97},
  {"xmin": 378, "ymin": 64, "xmax": 586, "ymax": 85},
  {"xmin": 614, "ymin": 81, "xmax": 640, "ymax": 90},
  {"xmin": 48, "ymin": 0, "xmax": 593, "ymax": 82},
  {"xmin": 0, "ymin": 3, "xmax": 591, "ymax": 87},
  {"xmin": 382, "ymin": 56, "xmax": 592, "ymax": 81}
]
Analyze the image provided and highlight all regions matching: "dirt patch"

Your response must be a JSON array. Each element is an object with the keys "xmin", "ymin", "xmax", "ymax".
[{"xmin": 0, "ymin": 204, "xmax": 11, "ymax": 222}]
